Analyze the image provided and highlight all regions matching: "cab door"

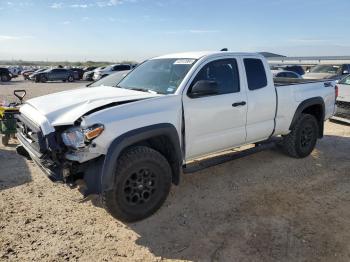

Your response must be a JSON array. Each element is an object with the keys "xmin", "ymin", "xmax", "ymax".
[
  {"xmin": 242, "ymin": 57, "xmax": 277, "ymax": 143},
  {"xmin": 183, "ymin": 58, "xmax": 248, "ymax": 160}
]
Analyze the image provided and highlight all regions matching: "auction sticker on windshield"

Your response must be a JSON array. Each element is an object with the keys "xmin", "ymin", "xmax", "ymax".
[{"xmin": 174, "ymin": 59, "xmax": 196, "ymax": 65}]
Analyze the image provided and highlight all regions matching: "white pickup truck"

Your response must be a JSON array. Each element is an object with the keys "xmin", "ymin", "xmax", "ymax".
[{"xmin": 16, "ymin": 51, "xmax": 337, "ymax": 222}]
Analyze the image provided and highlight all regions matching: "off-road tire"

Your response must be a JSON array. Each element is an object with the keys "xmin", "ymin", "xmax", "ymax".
[
  {"xmin": 102, "ymin": 146, "xmax": 172, "ymax": 222},
  {"xmin": 281, "ymin": 113, "xmax": 319, "ymax": 158}
]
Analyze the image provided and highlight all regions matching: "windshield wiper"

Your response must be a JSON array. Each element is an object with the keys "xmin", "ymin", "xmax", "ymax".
[
  {"xmin": 129, "ymin": 87, "xmax": 148, "ymax": 92},
  {"xmin": 114, "ymin": 86, "xmax": 159, "ymax": 94},
  {"xmin": 129, "ymin": 87, "xmax": 158, "ymax": 94}
]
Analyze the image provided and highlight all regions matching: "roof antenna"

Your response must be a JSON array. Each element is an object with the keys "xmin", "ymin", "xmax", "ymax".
[{"xmin": 221, "ymin": 48, "xmax": 228, "ymax": 51}]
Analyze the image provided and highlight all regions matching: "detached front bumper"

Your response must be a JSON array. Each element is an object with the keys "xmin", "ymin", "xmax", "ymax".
[
  {"xmin": 16, "ymin": 113, "xmax": 64, "ymax": 181},
  {"xmin": 16, "ymin": 110, "xmax": 105, "ymax": 195},
  {"xmin": 17, "ymin": 131, "xmax": 64, "ymax": 182}
]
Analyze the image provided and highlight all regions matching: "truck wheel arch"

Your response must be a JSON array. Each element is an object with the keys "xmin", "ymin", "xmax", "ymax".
[
  {"xmin": 289, "ymin": 97, "xmax": 325, "ymax": 138},
  {"xmin": 101, "ymin": 123, "xmax": 182, "ymax": 192}
]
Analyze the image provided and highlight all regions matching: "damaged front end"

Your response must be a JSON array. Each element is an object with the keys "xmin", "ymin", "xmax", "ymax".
[{"xmin": 16, "ymin": 113, "xmax": 105, "ymax": 196}]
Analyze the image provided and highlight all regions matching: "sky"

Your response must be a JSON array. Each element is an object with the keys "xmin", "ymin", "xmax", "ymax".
[{"xmin": 0, "ymin": 0, "xmax": 350, "ymax": 62}]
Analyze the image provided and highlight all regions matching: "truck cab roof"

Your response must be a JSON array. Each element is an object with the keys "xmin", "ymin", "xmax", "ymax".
[{"xmin": 153, "ymin": 51, "xmax": 263, "ymax": 60}]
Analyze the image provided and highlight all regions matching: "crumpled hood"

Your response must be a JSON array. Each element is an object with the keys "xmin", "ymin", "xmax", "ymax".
[
  {"xmin": 24, "ymin": 86, "xmax": 159, "ymax": 126},
  {"xmin": 303, "ymin": 72, "xmax": 336, "ymax": 80}
]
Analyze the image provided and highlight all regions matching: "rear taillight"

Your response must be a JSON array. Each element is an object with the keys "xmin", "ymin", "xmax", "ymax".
[{"xmin": 335, "ymin": 85, "xmax": 339, "ymax": 99}]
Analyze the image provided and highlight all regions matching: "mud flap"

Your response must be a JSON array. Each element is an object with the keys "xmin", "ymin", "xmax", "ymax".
[{"xmin": 83, "ymin": 156, "xmax": 105, "ymax": 196}]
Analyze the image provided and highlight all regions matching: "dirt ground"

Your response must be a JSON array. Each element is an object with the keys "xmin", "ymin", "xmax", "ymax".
[{"xmin": 0, "ymin": 78, "xmax": 350, "ymax": 262}]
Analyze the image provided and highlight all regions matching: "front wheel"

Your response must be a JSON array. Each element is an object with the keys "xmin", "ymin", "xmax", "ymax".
[
  {"xmin": 40, "ymin": 76, "xmax": 47, "ymax": 83},
  {"xmin": 281, "ymin": 114, "xmax": 319, "ymax": 158},
  {"xmin": 102, "ymin": 146, "xmax": 172, "ymax": 222}
]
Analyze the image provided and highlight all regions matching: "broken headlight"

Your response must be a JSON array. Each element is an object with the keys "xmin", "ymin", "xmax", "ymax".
[{"xmin": 61, "ymin": 124, "xmax": 104, "ymax": 149}]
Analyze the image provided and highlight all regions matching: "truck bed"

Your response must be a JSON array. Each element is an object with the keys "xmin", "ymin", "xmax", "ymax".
[
  {"xmin": 273, "ymin": 77, "xmax": 336, "ymax": 137},
  {"xmin": 273, "ymin": 77, "xmax": 331, "ymax": 87}
]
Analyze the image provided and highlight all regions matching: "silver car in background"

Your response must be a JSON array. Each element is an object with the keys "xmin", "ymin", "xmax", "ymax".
[{"xmin": 303, "ymin": 64, "xmax": 350, "ymax": 80}]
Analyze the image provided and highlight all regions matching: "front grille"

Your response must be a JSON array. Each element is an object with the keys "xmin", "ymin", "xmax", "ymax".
[
  {"xmin": 16, "ymin": 114, "xmax": 47, "ymax": 155},
  {"xmin": 335, "ymin": 101, "xmax": 350, "ymax": 119}
]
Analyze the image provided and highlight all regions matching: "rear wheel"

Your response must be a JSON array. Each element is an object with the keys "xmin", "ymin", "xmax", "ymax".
[
  {"xmin": 68, "ymin": 75, "xmax": 74, "ymax": 82},
  {"xmin": 281, "ymin": 114, "xmax": 319, "ymax": 158},
  {"xmin": 0, "ymin": 74, "xmax": 10, "ymax": 82},
  {"xmin": 102, "ymin": 146, "xmax": 172, "ymax": 222}
]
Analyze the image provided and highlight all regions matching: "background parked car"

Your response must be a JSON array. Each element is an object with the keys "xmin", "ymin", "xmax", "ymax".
[
  {"xmin": 87, "ymin": 70, "xmax": 130, "ymax": 88},
  {"xmin": 30, "ymin": 68, "xmax": 75, "ymax": 83},
  {"xmin": 0, "ymin": 68, "xmax": 12, "ymax": 82},
  {"xmin": 83, "ymin": 66, "xmax": 106, "ymax": 81},
  {"xmin": 71, "ymin": 68, "xmax": 85, "ymax": 80},
  {"xmin": 282, "ymin": 65, "xmax": 305, "ymax": 76},
  {"xmin": 7, "ymin": 66, "xmax": 22, "ymax": 78},
  {"xmin": 303, "ymin": 64, "xmax": 350, "ymax": 80},
  {"xmin": 271, "ymin": 70, "xmax": 302, "ymax": 78},
  {"xmin": 83, "ymin": 66, "xmax": 97, "ymax": 72},
  {"xmin": 26, "ymin": 68, "xmax": 47, "ymax": 80},
  {"xmin": 92, "ymin": 64, "xmax": 135, "ymax": 81},
  {"xmin": 22, "ymin": 69, "xmax": 37, "ymax": 80}
]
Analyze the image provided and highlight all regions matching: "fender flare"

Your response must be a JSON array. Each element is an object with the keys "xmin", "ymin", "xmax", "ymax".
[
  {"xmin": 289, "ymin": 97, "xmax": 325, "ymax": 138},
  {"xmin": 100, "ymin": 123, "xmax": 182, "ymax": 192}
]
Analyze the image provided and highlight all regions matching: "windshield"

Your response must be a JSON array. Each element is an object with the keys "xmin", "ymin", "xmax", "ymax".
[
  {"xmin": 88, "ymin": 70, "xmax": 130, "ymax": 87},
  {"xmin": 118, "ymin": 58, "xmax": 196, "ymax": 94},
  {"xmin": 339, "ymin": 75, "xmax": 350, "ymax": 85},
  {"xmin": 310, "ymin": 65, "xmax": 341, "ymax": 74}
]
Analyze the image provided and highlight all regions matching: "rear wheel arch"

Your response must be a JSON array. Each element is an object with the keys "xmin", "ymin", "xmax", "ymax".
[
  {"xmin": 290, "ymin": 97, "xmax": 325, "ymax": 138},
  {"xmin": 101, "ymin": 123, "xmax": 182, "ymax": 192}
]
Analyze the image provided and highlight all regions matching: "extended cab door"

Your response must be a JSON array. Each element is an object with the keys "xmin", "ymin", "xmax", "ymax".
[
  {"xmin": 242, "ymin": 57, "xmax": 277, "ymax": 143},
  {"xmin": 183, "ymin": 58, "xmax": 248, "ymax": 160}
]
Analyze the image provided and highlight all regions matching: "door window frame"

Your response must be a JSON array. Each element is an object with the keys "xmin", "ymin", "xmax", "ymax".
[{"xmin": 186, "ymin": 58, "xmax": 241, "ymax": 99}]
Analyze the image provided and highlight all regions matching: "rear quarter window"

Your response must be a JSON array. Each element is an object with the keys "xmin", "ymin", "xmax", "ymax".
[{"xmin": 244, "ymin": 58, "xmax": 267, "ymax": 90}]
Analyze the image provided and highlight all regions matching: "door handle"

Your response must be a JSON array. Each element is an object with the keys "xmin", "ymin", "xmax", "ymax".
[{"xmin": 232, "ymin": 101, "xmax": 246, "ymax": 107}]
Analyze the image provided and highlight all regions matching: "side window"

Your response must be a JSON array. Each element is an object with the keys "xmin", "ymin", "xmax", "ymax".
[
  {"xmin": 188, "ymin": 59, "xmax": 240, "ymax": 96},
  {"xmin": 244, "ymin": 58, "xmax": 267, "ymax": 90},
  {"xmin": 276, "ymin": 72, "xmax": 286, "ymax": 78},
  {"xmin": 286, "ymin": 72, "xmax": 298, "ymax": 78}
]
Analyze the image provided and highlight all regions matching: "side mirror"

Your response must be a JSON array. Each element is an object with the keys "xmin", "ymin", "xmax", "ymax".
[
  {"xmin": 343, "ymin": 70, "xmax": 349, "ymax": 75},
  {"xmin": 189, "ymin": 80, "xmax": 218, "ymax": 98}
]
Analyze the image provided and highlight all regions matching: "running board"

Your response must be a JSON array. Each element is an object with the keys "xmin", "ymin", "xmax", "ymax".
[
  {"xmin": 182, "ymin": 139, "xmax": 279, "ymax": 174},
  {"xmin": 331, "ymin": 116, "xmax": 350, "ymax": 125}
]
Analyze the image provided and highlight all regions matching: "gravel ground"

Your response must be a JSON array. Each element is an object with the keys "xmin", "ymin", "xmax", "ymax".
[{"xmin": 0, "ymin": 78, "xmax": 350, "ymax": 261}]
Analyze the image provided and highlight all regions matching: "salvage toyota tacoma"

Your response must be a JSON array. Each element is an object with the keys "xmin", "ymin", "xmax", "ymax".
[{"xmin": 16, "ymin": 51, "xmax": 337, "ymax": 222}]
